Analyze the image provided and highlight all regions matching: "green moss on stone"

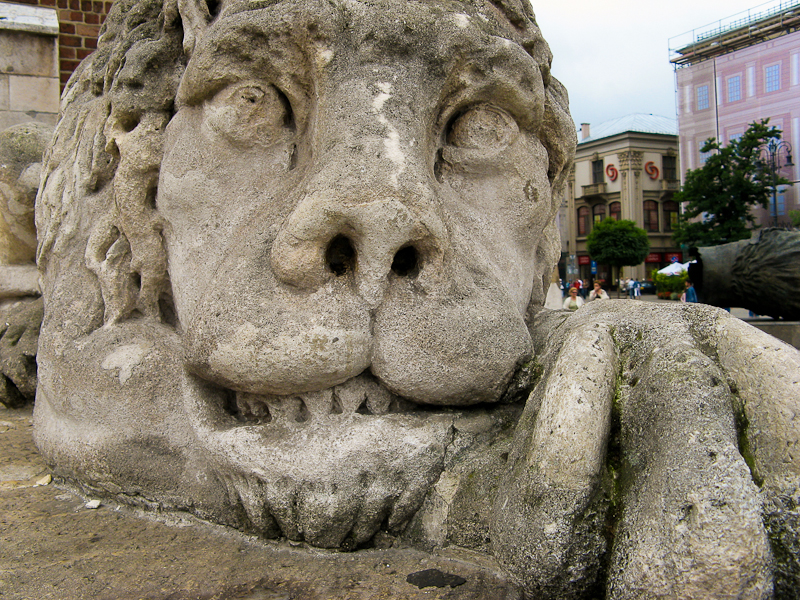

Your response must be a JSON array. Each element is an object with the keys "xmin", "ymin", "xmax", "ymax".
[{"xmin": 733, "ymin": 403, "xmax": 763, "ymax": 487}]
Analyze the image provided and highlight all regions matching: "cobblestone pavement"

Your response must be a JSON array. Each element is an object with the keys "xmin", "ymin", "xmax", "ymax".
[{"xmin": 0, "ymin": 406, "xmax": 520, "ymax": 600}]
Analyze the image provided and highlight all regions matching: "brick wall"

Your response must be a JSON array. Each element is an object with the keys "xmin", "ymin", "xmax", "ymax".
[{"xmin": 6, "ymin": 0, "xmax": 112, "ymax": 88}]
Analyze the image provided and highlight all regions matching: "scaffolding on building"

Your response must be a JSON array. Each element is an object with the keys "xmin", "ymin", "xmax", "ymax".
[{"xmin": 669, "ymin": 0, "xmax": 800, "ymax": 67}]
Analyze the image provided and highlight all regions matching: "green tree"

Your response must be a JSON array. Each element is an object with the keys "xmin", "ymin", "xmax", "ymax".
[
  {"xmin": 790, "ymin": 210, "xmax": 800, "ymax": 228},
  {"xmin": 672, "ymin": 120, "xmax": 788, "ymax": 247},
  {"xmin": 586, "ymin": 218, "xmax": 650, "ymax": 296},
  {"xmin": 653, "ymin": 271, "xmax": 688, "ymax": 299}
]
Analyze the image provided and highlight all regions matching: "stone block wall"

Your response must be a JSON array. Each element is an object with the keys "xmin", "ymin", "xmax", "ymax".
[
  {"xmin": 0, "ymin": 3, "xmax": 60, "ymax": 130},
  {"xmin": 4, "ymin": 0, "xmax": 112, "ymax": 88}
]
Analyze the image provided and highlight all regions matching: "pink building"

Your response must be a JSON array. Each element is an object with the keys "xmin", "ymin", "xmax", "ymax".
[{"xmin": 671, "ymin": 2, "xmax": 800, "ymax": 227}]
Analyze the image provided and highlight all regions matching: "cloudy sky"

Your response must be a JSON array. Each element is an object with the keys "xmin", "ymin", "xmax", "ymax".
[{"xmin": 532, "ymin": 0, "xmax": 782, "ymax": 130}]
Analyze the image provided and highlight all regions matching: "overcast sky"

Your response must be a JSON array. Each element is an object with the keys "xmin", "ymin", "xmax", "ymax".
[{"xmin": 532, "ymin": 0, "xmax": 782, "ymax": 130}]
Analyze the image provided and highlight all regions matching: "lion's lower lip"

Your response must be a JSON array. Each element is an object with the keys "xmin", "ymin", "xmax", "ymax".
[
  {"xmin": 174, "ymin": 359, "xmax": 525, "ymax": 548},
  {"xmin": 226, "ymin": 373, "xmax": 416, "ymax": 425}
]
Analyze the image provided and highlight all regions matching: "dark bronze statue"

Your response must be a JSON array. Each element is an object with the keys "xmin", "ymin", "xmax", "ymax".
[{"xmin": 689, "ymin": 228, "xmax": 800, "ymax": 320}]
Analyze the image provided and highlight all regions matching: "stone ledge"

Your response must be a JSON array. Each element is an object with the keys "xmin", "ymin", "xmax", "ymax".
[
  {"xmin": 745, "ymin": 319, "xmax": 800, "ymax": 350},
  {"xmin": 0, "ymin": 3, "xmax": 58, "ymax": 36}
]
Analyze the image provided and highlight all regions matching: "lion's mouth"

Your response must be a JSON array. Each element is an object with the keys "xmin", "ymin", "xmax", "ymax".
[
  {"xmin": 179, "ymin": 365, "xmax": 526, "ymax": 548},
  {"xmin": 225, "ymin": 372, "xmax": 416, "ymax": 425}
]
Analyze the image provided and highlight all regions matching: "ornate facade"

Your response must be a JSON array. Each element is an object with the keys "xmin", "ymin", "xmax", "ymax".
[{"xmin": 560, "ymin": 114, "xmax": 682, "ymax": 285}]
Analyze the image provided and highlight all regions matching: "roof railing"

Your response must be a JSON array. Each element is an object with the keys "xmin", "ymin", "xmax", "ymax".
[
  {"xmin": 696, "ymin": 1, "xmax": 800, "ymax": 42},
  {"xmin": 669, "ymin": 0, "xmax": 800, "ymax": 64}
]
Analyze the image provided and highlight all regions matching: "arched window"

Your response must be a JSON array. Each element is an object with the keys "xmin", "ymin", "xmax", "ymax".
[
  {"xmin": 663, "ymin": 200, "xmax": 679, "ymax": 231},
  {"xmin": 592, "ymin": 203, "xmax": 606, "ymax": 224},
  {"xmin": 578, "ymin": 206, "xmax": 591, "ymax": 236},
  {"xmin": 643, "ymin": 200, "xmax": 659, "ymax": 232},
  {"xmin": 609, "ymin": 202, "xmax": 621, "ymax": 220}
]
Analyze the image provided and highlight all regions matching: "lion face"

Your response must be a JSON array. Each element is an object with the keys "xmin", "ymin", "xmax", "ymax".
[
  {"xmin": 34, "ymin": 0, "xmax": 573, "ymax": 548},
  {"xmin": 160, "ymin": 1, "xmax": 552, "ymax": 411}
]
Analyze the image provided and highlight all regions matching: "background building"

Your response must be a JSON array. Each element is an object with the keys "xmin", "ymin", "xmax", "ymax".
[
  {"xmin": 0, "ymin": 3, "xmax": 60, "ymax": 129},
  {"xmin": 2, "ymin": 0, "xmax": 111, "ymax": 90},
  {"xmin": 0, "ymin": 0, "xmax": 111, "ymax": 129},
  {"xmin": 559, "ymin": 114, "xmax": 683, "ymax": 287},
  {"xmin": 671, "ymin": 1, "xmax": 800, "ymax": 227}
]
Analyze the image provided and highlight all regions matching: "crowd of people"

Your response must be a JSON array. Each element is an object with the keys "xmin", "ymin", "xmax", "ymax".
[
  {"xmin": 561, "ymin": 280, "xmax": 608, "ymax": 311},
  {"xmin": 620, "ymin": 278, "xmax": 641, "ymax": 300},
  {"xmin": 558, "ymin": 277, "xmax": 698, "ymax": 312}
]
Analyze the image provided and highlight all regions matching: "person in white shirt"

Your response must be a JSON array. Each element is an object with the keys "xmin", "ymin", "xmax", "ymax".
[
  {"xmin": 563, "ymin": 287, "xmax": 585, "ymax": 311},
  {"xmin": 589, "ymin": 282, "xmax": 609, "ymax": 301}
]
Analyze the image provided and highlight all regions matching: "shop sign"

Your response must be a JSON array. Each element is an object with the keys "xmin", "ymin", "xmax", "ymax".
[
  {"xmin": 578, "ymin": 255, "xmax": 591, "ymax": 265},
  {"xmin": 665, "ymin": 252, "xmax": 682, "ymax": 263},
  {"xmin": 645, "ymin": 253, "xmax": 662, "ymax": 263}
]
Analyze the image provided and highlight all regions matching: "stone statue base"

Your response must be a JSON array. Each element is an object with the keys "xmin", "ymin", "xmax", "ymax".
[
  {"xmin": 744, "ymin": 318, "xmax": 800, "ymax": 350},
  {"xmin": 2, "ymin": 405, "xmax": 520, "ymax": 599}
]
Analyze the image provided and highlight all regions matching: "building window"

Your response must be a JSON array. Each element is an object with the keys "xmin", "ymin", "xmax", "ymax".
[
  {"xmin": 766, "ymin": 64, "xmax": 781, "ymax": 92},
  {"xmin": 699, "ymin": 141, "xmax": 712, "ymax": 164},
  {"xmin": 696, "ymin": 85, "xmax": 709, "ymax": 110},
  {"xmin": 643, "ymin": 200, "xmax": 659, "ymax": 232},
  {"xmin": 728, "ymin": 132, "xmax": 743, "ymax": 145},
  {"xmin": 770, "ymin": 187, "xmax": 787, "ymax": 216},
  {"xmin": 592, "ymin": 159, "xmax": 604, "ymax": 184},
  {"xmin": 592, "ymin": 204, "xmax": 606, "ymax": 224},
  {"xmin": 728, "ymin": 75, "xmax": 741, "ymax": 102},
  {"xmin": 663, "ymin": 200, "xmax": 679, "ymax": 231},
  {"xmin": 578, "ymin": 206, "xmax": 591, "ymax": 236},
  {"xmin": 609, "ymin": 201, "xmax": 621, "ymax": 220},
  {"xmin": 663, "ymin": 155, "xmax": 677, "ymax": 180}
]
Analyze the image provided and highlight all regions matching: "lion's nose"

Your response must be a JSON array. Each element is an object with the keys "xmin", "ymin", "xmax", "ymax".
[{"xmin": 270, "ymin": 194, "xmax": 444, "ymax": 307}]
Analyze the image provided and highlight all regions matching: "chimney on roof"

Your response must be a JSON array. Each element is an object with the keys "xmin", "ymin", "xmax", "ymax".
[{"xmin": 581, "ymin": 123, "xmax": 590, "ymax": 140}]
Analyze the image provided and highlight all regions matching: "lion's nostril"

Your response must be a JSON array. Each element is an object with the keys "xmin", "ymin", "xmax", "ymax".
[
  {"xmin": 326, "ymin": 235, "xmax": 356, "ymax": 276},
  {"xmin": 391, "ymin": 245, "xmax": 419, "ymax": 277}
]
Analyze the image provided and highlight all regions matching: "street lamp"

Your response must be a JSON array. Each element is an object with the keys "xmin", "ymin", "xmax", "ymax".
[{"xmin": 759, "ymin": 139, "xmax": 794, "ymax": 227}]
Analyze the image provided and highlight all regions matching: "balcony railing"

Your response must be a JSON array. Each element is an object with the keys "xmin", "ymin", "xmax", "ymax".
[
  {"xmin": 661, "ymin": 179, "xmax": 681, "ymax": 191},
  {"xmin": 581, "ymin": 182, "xmax": 606, "ymax": 196}
]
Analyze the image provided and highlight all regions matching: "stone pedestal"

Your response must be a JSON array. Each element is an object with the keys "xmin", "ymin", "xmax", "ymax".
[{"xmin": 746, "ymin": 319, "xmax": 800, "ymax": 350}]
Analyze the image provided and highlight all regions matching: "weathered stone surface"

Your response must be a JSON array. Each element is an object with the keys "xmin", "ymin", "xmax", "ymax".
[
  {"xmin": 1, "ymin": 405, "xmax": 521, "ymax": 600},
  {"xmin": 32, "ymin": 0, "xmax": 800, "ymax": 597},
  {"xmin": 0, "ymin": 121, "xmax": 48, "ymax": 408},
  {"xmin": 0, "ymin": 121, "xmax": 50, "ymax": 265},
  {"xmin": 0, "ymin": 296, "xmax": 41, "ymax": 408}
]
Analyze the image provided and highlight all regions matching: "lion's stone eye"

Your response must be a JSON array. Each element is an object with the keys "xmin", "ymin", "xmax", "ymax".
[
  {"xmin": 204, "ymin": 83, "xmax": 294, "ymax": 147},
  {"xmin": 239, "ymin": 87, "xmax": 264, "ymax": 104},
  {"xmin": 447, "ymin": 105, "xmax": 518, "ymax": 150}
]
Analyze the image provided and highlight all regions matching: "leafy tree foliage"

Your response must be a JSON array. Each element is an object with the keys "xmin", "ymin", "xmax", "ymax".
[
  {"xmin": 586, "ymin": 217, "xmax": 650, "ymax": 274},
  {"xmin": 672, "ymin": 120, "xmax": 788, "ymax": 247},
  {"xmin": 653, "ymin": 271, "xmax": 688, "ymax": 297}
]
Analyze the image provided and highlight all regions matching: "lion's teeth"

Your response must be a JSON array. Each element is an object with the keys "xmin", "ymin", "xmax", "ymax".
[
  {"xmin": 302, "ymin": 388, "xmax": 334, "ymax": 418},
  {"xmin": 334, "ymin": 377, "xmax": 368, "ymax": 413},
  {"xmin": 265, "ymin": 396, "xmax": 309, "ymax": 423},
  {"xmin": 235, "ymin": 392, "xmax": 272, "ymax": 422},
  {"xmin": 234, "ymin": 377, "xmax": 401, "ymax": 424},
  {"xmin": 363, "ymin": 377, "xmax": 391, "ymax": 415}
]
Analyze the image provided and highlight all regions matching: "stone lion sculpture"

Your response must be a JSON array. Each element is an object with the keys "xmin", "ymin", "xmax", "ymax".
[
  {"xmin": 33, "ymin": 0, "xmax": 800, "ymax": 597},
  {"xmin": 0, "ymin": 122, "xmax": 50, "ymax": 407}
]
